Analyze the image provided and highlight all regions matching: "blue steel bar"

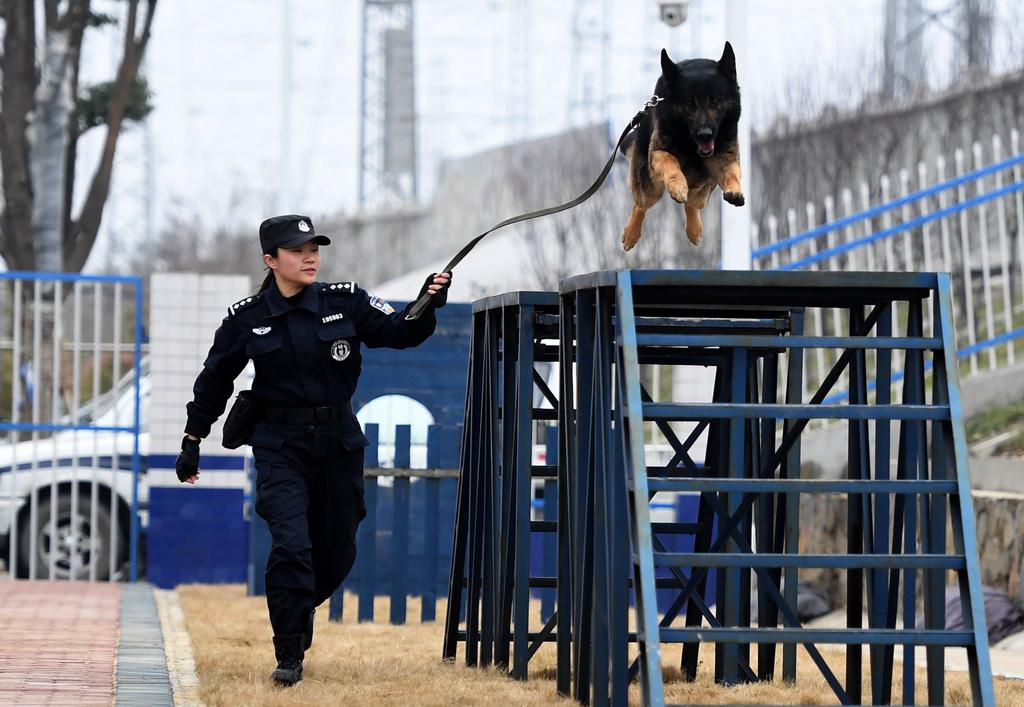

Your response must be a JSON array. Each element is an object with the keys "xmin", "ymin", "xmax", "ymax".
[
  {"xmin": 511, "ymin": 304, "xmax": 535, "ymax": 679},
  {"xmin": 358, "ymin": 425, "xmax": 380, "ymax": 623},
  {"xmin": 389, "ymin": 425, "xmax": 411, "ymax": 625},
  {"xmin": 636, "ymin": 334, "xmax": 942, "ymax": 349},
  {"xmin": 779, "ymin": 308, "xmax": 805, "ymax": 682},
  {"xmin": 613, "ymin": 271, "xmax": 665, "ymax": 706},
  {"xmin": 869, "ymin": 305, "xmax": 893, "ymax": 704},
  {"xmin": 935, "ymin": 273, "xmax": 996, "ymax": 705},
  {"xmin": 422, "ymin": 427, "xmax": 442, "ymax": 623},
  {"xmin": 651, "ymin": 553, "xmax": 965, "ymax": 569},
  {"xmin": 130, "ymin": 277, "xmax": 144, "ymax": 581},
  {"xmin": 642, "ymin": 402, "xmax": 949, "ymax": 420},
  {"xmin": 847, "ymin": 304, "xmax": 868, "ymax": 703},
  {"xmin": 644, "ymin": 478, "xmax": 958, "ymax": 493},
  {"xmin": 661, "ymin": 628, "xmax": 975, "ymax": 646}
]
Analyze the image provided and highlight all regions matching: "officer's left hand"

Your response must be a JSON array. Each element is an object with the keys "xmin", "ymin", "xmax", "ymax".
[{"xmin": 421, "ymin": 272, "xmax": 452, "ymax": 308}]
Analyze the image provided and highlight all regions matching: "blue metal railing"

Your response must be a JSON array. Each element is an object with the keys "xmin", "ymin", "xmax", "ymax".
[
  {"xmin": 752, "ymin": 153, "xmax": 1024, "ymax": 261},
  {"xmin": 754, "ymin": 147, "xmax": 1024, "ymax": 400}
]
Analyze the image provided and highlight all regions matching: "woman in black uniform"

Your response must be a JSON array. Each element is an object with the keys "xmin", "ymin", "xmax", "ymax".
[{"xmin": 174, "ymin": 214, "xmax": 450, "ymax": 685}]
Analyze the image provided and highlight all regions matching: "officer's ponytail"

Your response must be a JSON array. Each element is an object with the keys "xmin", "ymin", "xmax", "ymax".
[{"xmin": 254, "ymin": 248, "xmax": 277, "ymax": 295}]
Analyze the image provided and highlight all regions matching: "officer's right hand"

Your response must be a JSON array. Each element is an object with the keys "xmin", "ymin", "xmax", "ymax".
[{"xmin": 176, "ymin": 435, "xmax": 201, "ymax": 484}]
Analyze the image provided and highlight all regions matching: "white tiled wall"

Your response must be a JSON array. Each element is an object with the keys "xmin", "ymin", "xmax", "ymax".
[{"xmin": 149, "ymin": 273, "xmax": 253, "ymax": 466}]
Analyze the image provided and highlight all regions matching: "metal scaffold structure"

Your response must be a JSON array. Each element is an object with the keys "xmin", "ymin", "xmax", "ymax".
[{"xmin": 448, "ymin": 269, "xmax": 995, "ymax": 707}]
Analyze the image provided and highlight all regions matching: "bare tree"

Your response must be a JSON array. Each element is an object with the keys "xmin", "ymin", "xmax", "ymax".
[{"xmin": 0, "ymin": 0, "xmax": 157, "ymax": 273}]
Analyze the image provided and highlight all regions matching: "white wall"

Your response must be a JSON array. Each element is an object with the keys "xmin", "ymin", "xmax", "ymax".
[{"xmin": 148, "ymin": 273, "xmax": 253, "ymax": 488}]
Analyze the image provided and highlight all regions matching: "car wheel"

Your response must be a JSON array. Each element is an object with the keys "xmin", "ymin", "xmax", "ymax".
[{"xmin": 17, "ymin": 493, "xmax": 126, "ymax": 580}]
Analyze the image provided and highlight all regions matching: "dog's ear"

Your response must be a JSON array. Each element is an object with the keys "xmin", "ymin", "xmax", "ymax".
[
  {"xmin": 718, "ymin": 41, "xmax": 736, "ymax": 80},
  {"xmin": 660, "ymin": 48, "xmax": 681, "ymax": 84}
]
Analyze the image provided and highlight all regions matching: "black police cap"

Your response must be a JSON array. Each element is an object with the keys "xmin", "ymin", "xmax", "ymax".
[{"xmin": 259, "ymin": 214, "xmax": 332, "ymax": 253}]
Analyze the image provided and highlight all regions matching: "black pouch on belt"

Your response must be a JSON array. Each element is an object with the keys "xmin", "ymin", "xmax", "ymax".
[{"xmin": 222, "ymin": 390, "xmax": 262, "ymax": 450}]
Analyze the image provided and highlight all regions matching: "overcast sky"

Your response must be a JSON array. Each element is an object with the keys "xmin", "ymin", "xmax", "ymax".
[{"xmin": 71, "ymin": 0, "xmax": 1020, "ymax": 269}]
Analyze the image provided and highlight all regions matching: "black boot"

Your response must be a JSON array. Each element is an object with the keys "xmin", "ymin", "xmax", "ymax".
[
  {"xmin": 302, "ymin": 608, "xmax": 315, "ymax": 651},
  {"xmin": 271, "ymin": 634, "xmax": 304, "ymax": 686}
]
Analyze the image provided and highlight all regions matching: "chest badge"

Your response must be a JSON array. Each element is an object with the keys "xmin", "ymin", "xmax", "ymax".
[
  {"xmin": 252, "ymin": 326, "xmax": 272, "ymax": 335},
  {"xmin": 330, "ymin": 339, "xmax": 351, "ymax": 361}
]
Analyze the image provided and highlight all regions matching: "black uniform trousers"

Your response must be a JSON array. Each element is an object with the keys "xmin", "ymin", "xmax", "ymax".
[{"xmin": 252, "ymin": 419, "xmax": 368, "ymax": 637}]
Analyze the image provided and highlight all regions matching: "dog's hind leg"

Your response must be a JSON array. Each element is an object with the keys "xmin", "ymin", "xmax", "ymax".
[
  {"xmin": 684, "ymin": 203, "xmax": 703, "ymax": 246},
  {"xmin": 650, "ymin": 150, "xmax": 689, "ymax": 204},
  {"xmin": 682, "ymin": 183, "xmax": 713, "ymax": 247},
  {"xmin": 622, "ymin": 205, "xmax": 648, "ymax": 251}
]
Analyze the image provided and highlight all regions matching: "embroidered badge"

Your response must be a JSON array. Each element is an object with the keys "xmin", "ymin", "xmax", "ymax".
[
  {"xmin": 298, "ymin": 220, "xmax": 310, "ymax": 232},
  {"xmin": 369, "ymin": 295, "xmax": 395, "ymax": 315},
  {"xmin": 321, "ymin": 312, "xmax": 344, "ymax": 324},
  {"xmin": 252, "ymin": 326, "xmax": 272, "ymax": 335},
  {"xmin": 330, "ymin": 339, "xmax": 351, "ymax": 361}
]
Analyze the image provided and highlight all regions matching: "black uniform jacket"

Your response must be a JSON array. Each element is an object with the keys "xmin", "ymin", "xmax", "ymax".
[{"xmin": 185, "ymin": 279, "xmax": 436, "ymax": 439}]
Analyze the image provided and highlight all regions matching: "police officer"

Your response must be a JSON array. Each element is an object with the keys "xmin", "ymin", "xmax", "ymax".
[{"xmin": 174, "ymin": 214, "xmax": 450, "ymax": 686}]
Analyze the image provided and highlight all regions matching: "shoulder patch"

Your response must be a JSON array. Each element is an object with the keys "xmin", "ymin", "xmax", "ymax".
[
  {"xmin": 322, "ymin": 281, "xmax": 357, "ymax": 294},
  {"xmin": 227, "ymin": 293, "xmax": 262, "ymax": 317},
  {"xmin": 369, "ymin": 295, "xmax": 396, "ymax": 315}
]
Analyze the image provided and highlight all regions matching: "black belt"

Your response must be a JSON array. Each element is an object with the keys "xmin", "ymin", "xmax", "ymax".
[{"xmin": 263, "ymin": 401, "xmax": 354, "ymax": 425}]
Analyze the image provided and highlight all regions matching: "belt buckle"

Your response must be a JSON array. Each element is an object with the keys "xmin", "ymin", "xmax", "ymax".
[{"xmin": 313, "ymin": 406, "xmax": 333, "ymax": 424}]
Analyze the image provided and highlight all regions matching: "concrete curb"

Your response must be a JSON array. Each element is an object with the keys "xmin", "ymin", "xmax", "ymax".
[
  {"xmin": 154, "ymin": 588, "xmax": 206, "ymax": 706},
  {"xmin": 115, "ymin": 584, "xmax": 174, "ymax": 706}
]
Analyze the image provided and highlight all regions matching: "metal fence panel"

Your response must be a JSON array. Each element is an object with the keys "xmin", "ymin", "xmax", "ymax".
[{"xmin": 0, "ymin": 272, "xmax": 144, "ymax": 582}]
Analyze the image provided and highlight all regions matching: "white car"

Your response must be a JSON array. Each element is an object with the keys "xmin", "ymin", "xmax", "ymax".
[{"xmin": 0, "ymin": 368, "xmax": 148, "ymax": 580}]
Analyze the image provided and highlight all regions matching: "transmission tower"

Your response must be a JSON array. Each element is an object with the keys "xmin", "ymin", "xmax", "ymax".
[
  {"xmin": 882, "ymin": 0, "xmax": 993, "ymax": 99},
  {"xmin": 567, "ymin": 0, "xmax": 612, "ymax": 127},
  {"xmin": 506, "ymin": 0, "xmax": 530, "ymax": 141},
  {"xmin": 359, "ymin": 0, "xmax": 418, "ymax": 210}
]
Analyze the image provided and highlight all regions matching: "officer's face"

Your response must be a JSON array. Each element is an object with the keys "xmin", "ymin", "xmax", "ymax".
[{"xmin": 266, "ymin": 241, "xmax": 320, "ymax": 294}]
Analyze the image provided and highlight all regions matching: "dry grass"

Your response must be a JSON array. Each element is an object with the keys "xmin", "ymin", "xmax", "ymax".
[{"xmin": 178, "ymin": 584, "xmax": 1024, "ymax": 706}]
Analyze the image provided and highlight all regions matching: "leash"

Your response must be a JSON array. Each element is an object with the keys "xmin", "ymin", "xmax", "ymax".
[{"xmin": 405, "ymin": 95, "xmax": 665, "ymax": 320}]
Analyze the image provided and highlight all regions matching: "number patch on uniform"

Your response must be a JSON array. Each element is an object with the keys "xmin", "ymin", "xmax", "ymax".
[
  {"xmin": 369, "ymin": 295, "xmax": 395, "ymax": 315},
  {"xmin": 330, "ymin": 339, "xmax": 351, "ymax": 361}
]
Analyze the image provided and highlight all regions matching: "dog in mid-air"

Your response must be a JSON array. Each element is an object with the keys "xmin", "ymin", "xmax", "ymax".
[{"xmin": 621, "ymin": 42, "xmax": 744, "ymax": 251}]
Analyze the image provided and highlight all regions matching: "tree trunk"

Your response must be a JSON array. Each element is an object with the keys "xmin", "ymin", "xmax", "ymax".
[
  {"xmin": 29, "ymin": 27, "xmax": 75, "ymax": 273},
  {"xmin": 0, "ymin": 1, "xmax": 38, "ymax": 270}
]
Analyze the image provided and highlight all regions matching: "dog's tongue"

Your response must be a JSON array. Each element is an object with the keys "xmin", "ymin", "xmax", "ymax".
[{"xmin": 699, "ymin": 140, "xmax": 715, "ymax": 156}]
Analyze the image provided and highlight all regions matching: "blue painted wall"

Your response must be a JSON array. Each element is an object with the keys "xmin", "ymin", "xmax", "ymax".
[
  {"xmin": 353, "ymin": 302, "xmax": 472, "ymax": 426},
  {"xmin": 147, "ymin": 487, "xmax": 248, "ymax": 588}
]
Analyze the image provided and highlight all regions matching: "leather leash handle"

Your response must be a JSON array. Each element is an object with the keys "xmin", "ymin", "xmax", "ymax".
[{"xmin": 405, "ymin": 112, "xmax": 647, "ymax": 320}]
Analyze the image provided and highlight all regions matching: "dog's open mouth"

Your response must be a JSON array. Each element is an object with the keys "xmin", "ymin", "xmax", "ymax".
[{"xmin": 697, "ymin": 140, "xmax": 715, "ymax": 158}]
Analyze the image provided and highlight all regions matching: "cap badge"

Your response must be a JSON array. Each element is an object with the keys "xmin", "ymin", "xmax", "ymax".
[
  {"xmin": 331, "ymin": 339, "xmax": 351, "ymax": 362},
  {"xmin": 252, "ymin": 326, "xmax": 272, "ymax": 335},
  {"xmin": 297, "ymin": 220, "xmax": 310, "ymax": 232}
]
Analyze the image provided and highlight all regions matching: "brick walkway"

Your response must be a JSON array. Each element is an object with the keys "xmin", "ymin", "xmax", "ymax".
[{"xmin": 0, "ymin": 580, "xmax": 120, "ymax": 705}]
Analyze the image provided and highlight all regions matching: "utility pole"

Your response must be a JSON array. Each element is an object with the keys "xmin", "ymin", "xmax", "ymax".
[
  {"xmin": 359, "ymin": 0, "xmax": 418, "ymax": 210},
  {"xmin": 568, "ymin": 0, "xmax": 611, "ymax": 127},
  {"xmin": 278, "ymin": 0, "xmax": 293, "ymax": 214},
  {"xmin": 721, "ymin": 0, "xmax": 751, "ymax": 270}
]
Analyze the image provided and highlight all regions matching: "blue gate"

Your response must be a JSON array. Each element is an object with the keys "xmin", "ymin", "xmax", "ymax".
[{"xmin": 0, "ymin": 272, "xmax": 144, "ymax": 582}]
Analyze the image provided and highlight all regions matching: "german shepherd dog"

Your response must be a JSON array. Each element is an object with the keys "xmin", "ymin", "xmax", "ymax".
[{"xmin": 621, "ymin": 42, "xmax": 744, "ymax": 251}]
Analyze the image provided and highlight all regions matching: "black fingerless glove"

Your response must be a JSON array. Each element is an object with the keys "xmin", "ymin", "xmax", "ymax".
[
  {"xmin": 418, "ymin": 272, "xmax": 451, "ymax": 309},
  {"xmin": 175, "ymin": 435, "xmax": 201, "ymax": 482}
]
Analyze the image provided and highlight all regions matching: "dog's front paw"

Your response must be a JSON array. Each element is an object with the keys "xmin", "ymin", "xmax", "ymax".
[
  {"xmin": 724, "ymin": 191, "xmax": 745, "ymax": 207},
  {"xmin": 666, "ymin": 179, "xmax": 689, "ymax": 204}
]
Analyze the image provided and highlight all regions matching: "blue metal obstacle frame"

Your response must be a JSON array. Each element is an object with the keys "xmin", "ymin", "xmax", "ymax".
[
  {"xmin": 442, "ymin": 292, "xmax": 563, "ymax": 681},
  {"xmin": 557, "ymin": 269, "xmax": 994, "ymax": 706}
]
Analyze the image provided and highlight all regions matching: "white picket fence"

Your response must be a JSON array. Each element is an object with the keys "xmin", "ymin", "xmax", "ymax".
[{"xmin": 750, "ymin": 129, "xmax": 1024, "ymax": 402}]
